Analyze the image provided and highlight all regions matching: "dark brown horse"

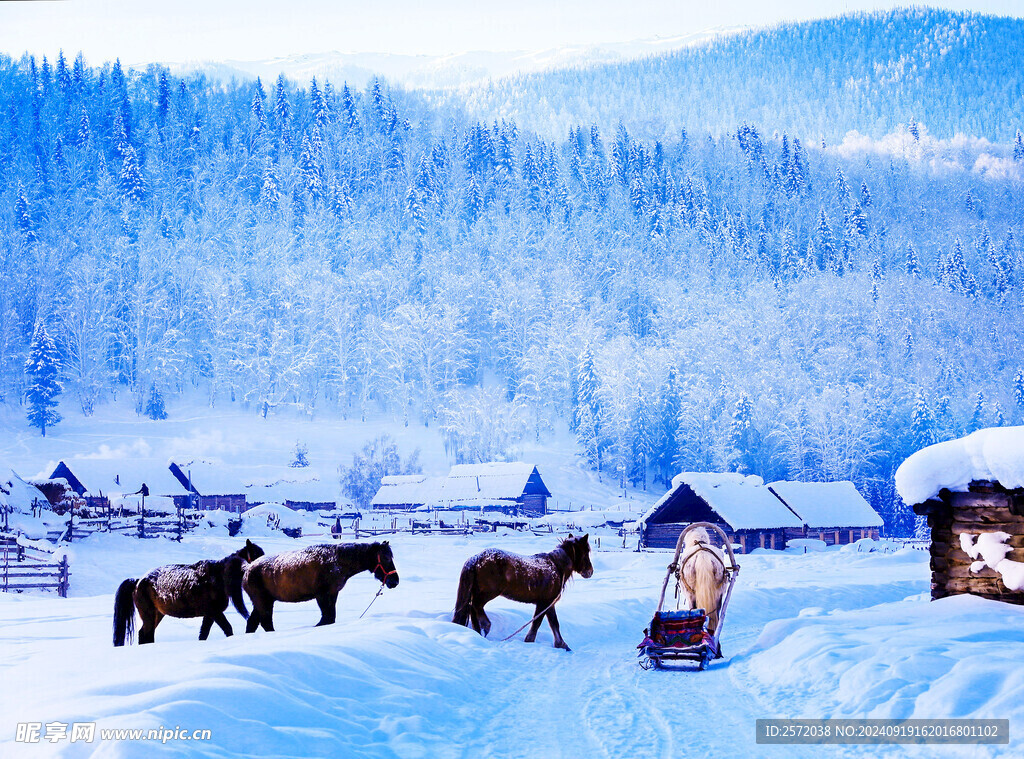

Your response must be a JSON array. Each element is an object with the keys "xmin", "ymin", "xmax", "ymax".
[
  {"xmin": 243, "ymin": 541, "xmax": 399, "ymax": 632},
  {"xmin": 113, "ymin": 539, "xmax": 265, "ymax": 646},
  {"xmin": 452, "ymin": 534, "xmax": 593, "ymax": 651}
]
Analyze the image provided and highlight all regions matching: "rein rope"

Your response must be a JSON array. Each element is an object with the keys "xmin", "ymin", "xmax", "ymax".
[
  {"xmin": 359, "ymin": 553, "xmax": 397, "ymax": 620},
  {"xmin": 500, "ymin": 549, "xmax": 575, "ymax": 643}
]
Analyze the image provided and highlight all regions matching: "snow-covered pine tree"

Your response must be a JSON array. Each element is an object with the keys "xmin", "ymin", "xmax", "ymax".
[
  {"xmin": 729, "ymin": 394, "xmax": 755, "ymax": 473},
  {"xmin": 144, "ymin": 383, "xmax": 167, "ymax": 420},
  {"xmin": 25, "ymin": 322, "xmax": 63, "ymax": 436},
  {"xmin": 909, "ymin": 391, "xmax": 936, "ymax": 451}
]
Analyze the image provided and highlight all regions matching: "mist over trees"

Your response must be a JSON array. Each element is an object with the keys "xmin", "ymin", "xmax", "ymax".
[
  {"xmin": 454, "ymin": 9, "xmax": 1024, "ymax": 142},
  {"xmin": 1, "ymin": 17, "xmax": 1023, "ymax": 532}
]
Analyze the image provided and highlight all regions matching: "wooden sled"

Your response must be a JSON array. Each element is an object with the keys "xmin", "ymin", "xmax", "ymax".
[{"xmin": 637, "ymin": 522, "xmax": 739, "ymax": 671}]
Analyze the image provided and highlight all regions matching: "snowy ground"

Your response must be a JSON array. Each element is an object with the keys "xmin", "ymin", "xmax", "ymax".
[{"xmin": 1, "ymin": 531, "xmax": 1021, "ymax": 758}]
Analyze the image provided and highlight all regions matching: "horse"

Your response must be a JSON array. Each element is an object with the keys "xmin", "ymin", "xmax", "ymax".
[
  {"xmin": 113, "ymin": 539, "xmax": 265, "ymax": 646},
  {"xmin": 243, "ymin": 541, "xmax": 399, "ymax": 632},
  {"xmin": 677, "ymin": 526, "xmax": 727, "ymax": 637},
  {"xmin": 452, "ymin": 534, "xmax": 593, "ymax": 651}
]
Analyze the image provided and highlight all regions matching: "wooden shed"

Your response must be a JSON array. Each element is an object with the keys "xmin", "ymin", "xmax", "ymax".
[
  {"xmin": 640, "ymin": 473, "xmax": 804, "ymax": 553},
  {"xmin": 434, "ymin": 463, "xmax": 551, "ymax": 517},
  {"xmin": 896, "ymin": 427, "xmax": 1024, "ymax": 605},
  {"xmin": 168, "ymin": 461, "xmax": 247, "ymax": 513},
  {"xmin": 909, "ymin": 481, "xmax": 1024, "ymax": 604},
  {"xmin": 768, "ymin": 480, "xmax": 883, "ymax": 545},
  {"xmin": 48, "ymin": 460, "xmax": 189, "ymax": 514}
]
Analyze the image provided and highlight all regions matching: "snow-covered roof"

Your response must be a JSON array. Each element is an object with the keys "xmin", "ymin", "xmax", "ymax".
[
  {"xmin": 371, "ymin": 474, "xmax": 438, "ymax": 507},
  {"xmin": 0, "ymin": 469, "xmax": 47, "ymax": 512},
  {"xmin": 768, "ymin": 480, "xmax": 883, "ymax": 529},
  {"xmin": 641, "ymin": 472, "xmax": 803, "ymax": 530},
  {"xmin": 895, "ymin": 427, "xmax": 1024, "ymax": 506},
  {"xmin": 169, "ymin": 460, "xmax": 247, "ymax": 496},
  {"xmin": 431, "ymin": 462, "xmax": 546, "ymax": 506},
  {"xmin": 246, "ymin": 469, "xmax": 340, "ymax": 504},
  {"xmin": 50, "ymin": 458, "xmax": 189, "ymax": 498}
]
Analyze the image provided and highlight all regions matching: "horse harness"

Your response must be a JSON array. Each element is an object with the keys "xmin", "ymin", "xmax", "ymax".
[{"xmin": 673, "ymin": 542, "xmax": 726, "ymax": 600}]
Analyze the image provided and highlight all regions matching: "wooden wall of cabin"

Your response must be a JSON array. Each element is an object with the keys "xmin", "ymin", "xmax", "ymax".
[{"xmin": 921, "ymin": 483, "xmax": 1024, "ymax": 605}]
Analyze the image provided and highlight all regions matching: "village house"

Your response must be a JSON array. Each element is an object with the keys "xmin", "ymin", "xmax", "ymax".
[
  {"xmin": 639, "ymin": 473, "xmax": 804, "ymax": 552},
  {"xmin": 768, "ymin": 480, "xmax": 883, "ymax": 545}
]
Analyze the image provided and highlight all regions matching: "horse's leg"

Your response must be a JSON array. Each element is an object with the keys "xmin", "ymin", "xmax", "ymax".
[
  {"xmin": 213, "ymin": 611, "xmax": 233, "ymax": 637},
  {"xmin": 198, "ymin": 615, "xmax": 215, "ymax": 641},
  {"xmin": 315, "ymin": 592, "xmax": 338, "ymax": 626},
  {"xmin": 523, "ymin": 602, "xmax": 547, "ymax": 643},
  {"xmin": 474, "ymin": 603, "xmax": 492, "ymax": 637},
  {"xmin": 135, "ymin": 587, "xmax": 158, "ymax": 644},
  {"xmin": 545, "ymin": 607, "xmax": 570, "ymax": 651},
  {"xmin": 245, "ymin": 609, "xmax": 261, "ymax": 634},
  {"xmin": 260, "ymin": 601, "xmax": 275, "ymax": 632}
]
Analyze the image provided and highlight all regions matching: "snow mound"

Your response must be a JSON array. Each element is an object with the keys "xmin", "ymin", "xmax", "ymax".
[
  {"xmin": 895, "ymin": 426, "xmax": 1024, "ymax": 505},
  {"xmin": 742, "ymin": 594, "xmax": 1024, "ymax": 727},
  {"xmin": 240, "ymin": 502, "xmax": 310, "ymax": 533}
]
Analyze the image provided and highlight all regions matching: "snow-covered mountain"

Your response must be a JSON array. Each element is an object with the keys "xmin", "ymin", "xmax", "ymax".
[{"xmin": 161, "ymin": 27, "xmax": 744, "ymax": 90}]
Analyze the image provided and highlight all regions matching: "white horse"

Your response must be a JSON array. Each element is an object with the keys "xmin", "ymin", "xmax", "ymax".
[{"xmin": 677, "ymin": 526, "xmax": 727, "ymax": 635}]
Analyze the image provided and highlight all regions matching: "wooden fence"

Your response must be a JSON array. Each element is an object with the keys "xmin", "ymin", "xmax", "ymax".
[{"xmin": 1, "ymin": 539, "xmax": 69, "ymax": 597}]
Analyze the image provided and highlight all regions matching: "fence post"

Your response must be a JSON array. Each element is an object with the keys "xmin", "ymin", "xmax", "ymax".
[{"xmin": 58, "ymin": 557, "xmax": 69, "ymax": 598}]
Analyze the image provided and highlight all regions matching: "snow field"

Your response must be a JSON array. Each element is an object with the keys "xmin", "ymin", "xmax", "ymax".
[{"xmin": 4, "ymin": 531, "xmax": 1019, "ymax": 758}]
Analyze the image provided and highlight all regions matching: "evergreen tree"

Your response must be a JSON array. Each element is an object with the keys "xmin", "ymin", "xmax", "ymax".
[
  {"xmin": 25, "ymin": 322, "xmax": 63, "ymax": 437},
  {"xmin": 909, "ymin": 391, "xmax": 936, "ymax": 451},
  {"xmin": 905, "ymin": 242, "xmax": 921, "ymax": 277},
  {"xmin": 968, "ymin": 391, "xmax": 985, "ymax": 433},
  {"xmin": 729, "ymin": 394, "xmax": 755, "ymax": 473},
  {"xmin": 1014, "ymin": 370, "xmax": 1024, "ymax": 419},
  {"xmin": 144, "ymin": 383, "xmax": 168, "ymax": 420}
]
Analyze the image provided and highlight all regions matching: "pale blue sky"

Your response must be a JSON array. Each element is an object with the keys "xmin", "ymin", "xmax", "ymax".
[{"xmin": 1, "ymin": 0, "xmax": 1022, "ymax": 65}]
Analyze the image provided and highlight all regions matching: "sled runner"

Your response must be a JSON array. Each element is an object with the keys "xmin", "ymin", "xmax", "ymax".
[{"xmin": 637, "ymin": 522, "xmax": 739, "ymax": 671}]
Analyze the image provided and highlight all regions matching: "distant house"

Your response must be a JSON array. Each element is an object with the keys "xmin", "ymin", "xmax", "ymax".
[
  {"xmin": 640, "ymin": 473, "xmax": 804, "ymax": 552},
  {"xmin": 433, "ymin": 462, "xmax": 552, "ymax": 517},
  {"xmin": 768, "ymin": 480, "xmax": 883, "ymax": 545},
  {"xmin": 48, "ymin": 459, "xmax": 190, "ymax": 513},
  {"xmin": 371, "ymin": 475, "xmax": 438, "ymax": 511},
  {"xmin": 246, "ymin": 470, "xmax": 340, "ymax": 512},
  {"xmin": 168, "ymin": 461, "xmax": 247, "ymax": 513},
  {"xmin": 370, "ymin": 463, "xmax": 553, "ymax": 517}
]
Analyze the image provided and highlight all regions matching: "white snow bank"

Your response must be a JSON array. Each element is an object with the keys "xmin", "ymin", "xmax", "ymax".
[
  {"xmin": 741, "ymin": 593, "xmax": 1024, "ymax": 732},
  {"xmin": 241, "ymin": 502, "xmax": 309, "ymax": 531},
  {"xmin": 895, "ymin": 426, "xmax": 1024, "ymax": 505}
]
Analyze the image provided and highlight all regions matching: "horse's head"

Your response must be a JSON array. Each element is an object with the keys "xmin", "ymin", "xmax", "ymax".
[
  {"xmin": 684, "ymin": 526, "xmax": 712, "ymax": 550},
  {"xmin": 240, "ymin": 539, "xmax": 266, "ymax": 563},
  {"xmin": 372, "ymin": 541, "xmax": 400, "ymax": 589},
  {"xmin": 563, "ymin": 533, "xmax": 594, "ymax": 579}
]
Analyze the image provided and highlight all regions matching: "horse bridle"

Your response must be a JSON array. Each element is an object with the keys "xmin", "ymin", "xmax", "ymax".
[
  {"xmin": 373, "ymin": 553, "xmax": 398, "ymax": 583},
  {"xmin": 677, "ymin": 542, "xmax": 725, "ymax": 597}
]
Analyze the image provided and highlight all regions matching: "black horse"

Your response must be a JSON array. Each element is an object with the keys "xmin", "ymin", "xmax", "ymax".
[
  {"xmin": 113, "ymin": 540, "xmax": 265, "ymax": 646},
  {"xmin": 243, "ymin": 541, "xmax": 399, "ymax": 632},
  {"xmin": 453, "ymin": 534, "xmax": 594, "ymax": 650}
]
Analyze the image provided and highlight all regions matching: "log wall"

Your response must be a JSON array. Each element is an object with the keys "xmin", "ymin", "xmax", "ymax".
[{"xmin": 916, "ymin": 481, "xmax": 1024, "ymax": 605}]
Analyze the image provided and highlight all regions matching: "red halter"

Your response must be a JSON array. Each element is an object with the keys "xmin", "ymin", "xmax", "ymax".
[{"xmin": 374, "ymin": 553, "xmax": 398, "ymax": 582}]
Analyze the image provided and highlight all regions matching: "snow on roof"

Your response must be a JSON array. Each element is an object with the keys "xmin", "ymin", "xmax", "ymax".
[
  {"xmin": 245, "ymin": 468, "xmax": 340, "ymax": 504},
  {"xmin": 432, "ymin": 462, "xmax": 542, "ymax": 506},
  {"xmin": 372, "ymin": 475, "xmax": 440, "ymax": 507},
  {"xmin": 768, "ymin": 480, "xmax": 883, "ymax": 528},
  {"xmin": 0, "ymin": 469, "xmax": 46, "ymax": 512},
  {"xmin": 641, "ymin": 472, "xmax": 803, "ymax": 530},
  {"xmin": 895, "ymin": 426, "xmax": 1024, "ymax": 506},
  {"xmin": 169, "ymin": 460, "xmax": 247, "ymax": 495},
  {"xmin": 52, "ymin": 458, "xmax": 189, "ymax": 498}
]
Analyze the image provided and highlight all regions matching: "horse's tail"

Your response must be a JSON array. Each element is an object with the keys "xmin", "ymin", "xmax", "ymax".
[
  {"xmin": 224, "ymin": 556, "xmax": 250, "ymax": 620},
  {"xmin": 452, "ymin": 562, "xmax": 476, "ymax": 627},
  {"xmin": 113, "ymin": 578, "xmax": 138, "ymax": 647}
]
